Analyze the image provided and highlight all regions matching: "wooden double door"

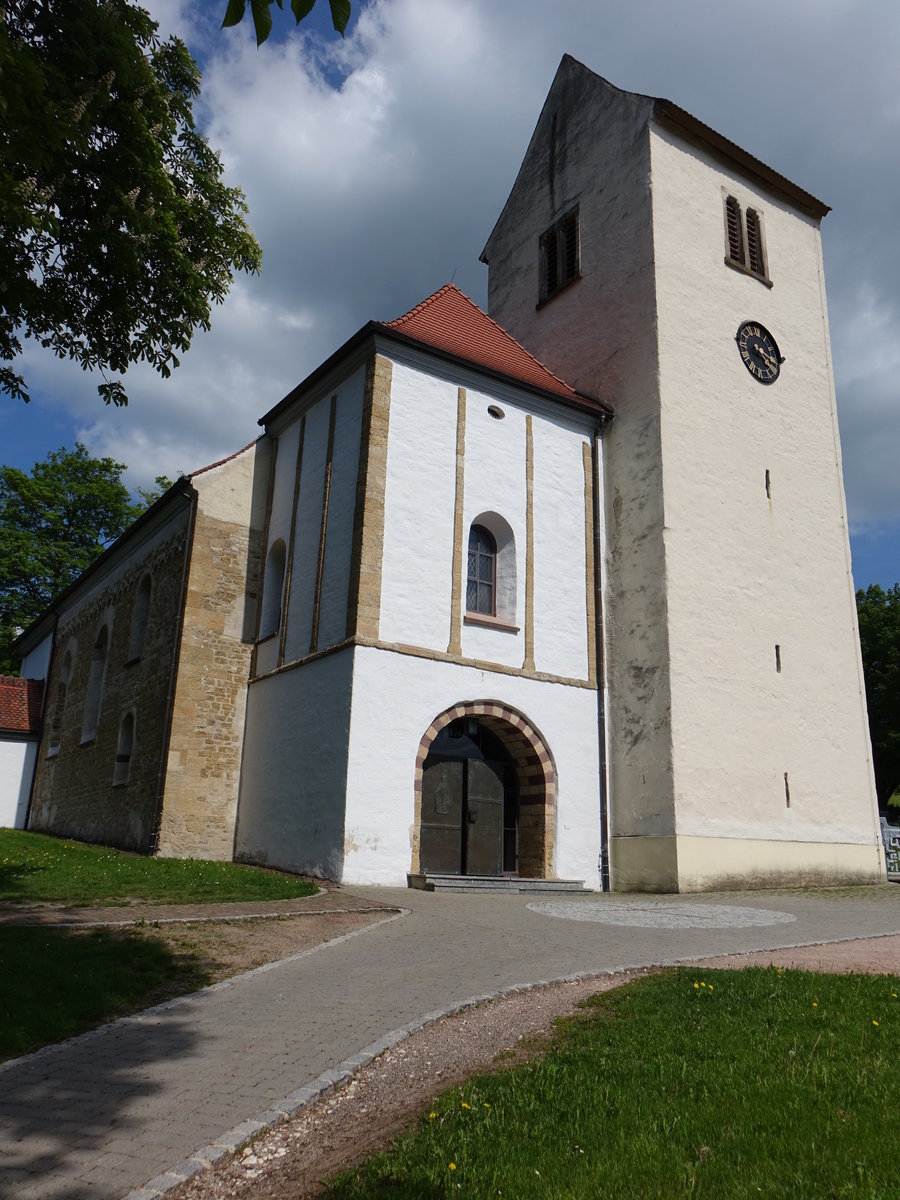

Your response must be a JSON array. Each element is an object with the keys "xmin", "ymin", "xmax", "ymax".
[{"xmin": 420, "ymin": 722, "xmax": 518, "ymax": 876}]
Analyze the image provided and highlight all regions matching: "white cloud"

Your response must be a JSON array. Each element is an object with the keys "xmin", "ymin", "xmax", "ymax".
[{"xmin": 11, "ymin": 0, "xmax": 900, "ymax": 560}]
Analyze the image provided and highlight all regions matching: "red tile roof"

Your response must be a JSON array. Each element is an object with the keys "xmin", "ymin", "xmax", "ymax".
[
  {"xmin": 381, "ymin": 284, "xmax": 610, "ymax": 413},
  {"xmin": 0, "ymin": 676, "xmax": 43, "ymax": 735}
]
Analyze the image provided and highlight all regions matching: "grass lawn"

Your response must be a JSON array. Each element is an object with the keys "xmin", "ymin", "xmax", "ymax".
[
  {"xmin": 326, "ymin": 968, "xmax": 900, "ymax": 1199},
  {"xmin": 0, "ymin": 829, "xmax": 318, "ymax": 905},
  {"xmin": 0, "ymin": 925, "xmax": 212, "ymax": 1060}
]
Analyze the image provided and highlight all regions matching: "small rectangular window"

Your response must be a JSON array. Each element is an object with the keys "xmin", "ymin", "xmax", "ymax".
[{"xmin": 539, "ymin": 207, "xmax": 580, "ymax": 303}]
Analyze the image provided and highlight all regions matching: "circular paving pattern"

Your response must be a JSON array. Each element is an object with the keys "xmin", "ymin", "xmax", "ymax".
[{"xmin": 526, "ymin": 900, "xmax": 797, "ymax": 929}]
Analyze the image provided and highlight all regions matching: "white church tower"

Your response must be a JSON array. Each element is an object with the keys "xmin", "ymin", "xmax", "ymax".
[{"xmin": 482, "ymin": 56, "xmax": 883, "ymax": 889}]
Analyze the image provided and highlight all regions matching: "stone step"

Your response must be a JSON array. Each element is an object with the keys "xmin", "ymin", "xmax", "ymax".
[{"xmin": 408, "ymin": 873, "xmax": 589, "ymax": 895}]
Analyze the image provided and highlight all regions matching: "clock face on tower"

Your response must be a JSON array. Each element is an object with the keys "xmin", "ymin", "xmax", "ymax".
[{"xmin": 736, "ymin": 321, "xmax": 782, "ymax": 384}]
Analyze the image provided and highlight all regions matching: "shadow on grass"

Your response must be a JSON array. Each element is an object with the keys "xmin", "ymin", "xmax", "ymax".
[
  {"xmin": 1, "ymin": 925, "xmax": 211, "ymax": 1061},
  {"xmin": 0, "ymin": 861, "xmax": 43, "ymax": 898},
  {"xmin": 0, "ymin": 925, "xmax": 211, "ymax": 1199}
]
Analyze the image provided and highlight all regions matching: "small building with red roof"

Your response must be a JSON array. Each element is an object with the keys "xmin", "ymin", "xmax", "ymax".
[{"xmin": 0, "ymin": 676, "xmax": 44, "ymax": 828}]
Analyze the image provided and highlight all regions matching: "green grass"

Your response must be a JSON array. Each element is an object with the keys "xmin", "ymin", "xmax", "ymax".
[
  {"xmin": 326, "ymin": 968, "xmax": 900, "ymax": 1199},
  {"xmin": 0, "ymin": 925, "xmax": 212, "ymax": 1059},
  {"xmin": 0, "ymin": 829, "xmax": 318, "ymax": 905}
]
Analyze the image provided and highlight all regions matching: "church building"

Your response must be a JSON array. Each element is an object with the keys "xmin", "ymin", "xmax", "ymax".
[{"xmin": 14, "ymin": 57, "xmax": 885, "ymax": 891}]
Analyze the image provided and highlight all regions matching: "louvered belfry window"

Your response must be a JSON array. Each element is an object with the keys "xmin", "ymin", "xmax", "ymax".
[
  {"xmin": 745, "ymin": 208, "xmax": 764, "ymax": 277},
  {"xmin": 539, "ymin": 207, "xmax": 580, "ymax": 302},
  {"xmin": 726, "ymin": 195, "xmax": 745, "ymax": 265},
  {"xmin": 725, "ymin": 196, "xmax": 768, "ymax": 282}
]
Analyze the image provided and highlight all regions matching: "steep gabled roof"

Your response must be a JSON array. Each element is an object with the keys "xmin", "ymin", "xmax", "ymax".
[
  {"xmin": 0, "ymin": 676, "xmax": 43, "ymax": 735},
  {"xmin": 381, "ymin": 284, "xmax": 609, "ymax": 411},
  {"xmin": 262, "ymin": 284, "xmax": 612, "ymax": 429}
]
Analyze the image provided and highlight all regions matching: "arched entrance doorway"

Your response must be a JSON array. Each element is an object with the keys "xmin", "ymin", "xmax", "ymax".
[{"xmin": 413, "ymin": 702, "xmax": 556, "ymax": 879}]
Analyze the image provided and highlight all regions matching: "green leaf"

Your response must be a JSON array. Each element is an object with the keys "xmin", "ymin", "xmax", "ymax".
[
  {"xmin": 2, "ymin": 0, "xmax": 261, "ymax": 406},
  {"xmin": 329, "ymin": 0, "xmax": 351, "ymax": 35},
  {"xmin": 290, "ymin": 0, "xmax": 316, "ymax": 22},
  {"xmin": 250, "ymin": 0, "xmax": 274, "ymax": 44},
  {"xmin": 221, "ymin": 0, "xmax": 247, "ymax": 28}
]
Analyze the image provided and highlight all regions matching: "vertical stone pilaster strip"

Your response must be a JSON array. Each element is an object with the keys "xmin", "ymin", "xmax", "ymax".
[
  {"xmin": 310, "ymin": 395, "xmax": 338, "ymax": 654},
  {"xmin": 250, "ymin": 436, "xmax": 279, "ymax": 678},
  {"xmin": 278, "ymin": 416, "xmax": 306, "ymax": 667},
  {"xmin": 583, "ymin": 440, "xmax": 597, "ymax": 685},
  {"xmin": 346, "ymin": 354, "xmax": 392, "ymax": 641},
  {"xmin": 448, "ymin": 387, "xmax": 467, "ymax": 656},
  {"xmin": 524, "ymin": 414, "xmax": 536, "ymax": 671}
]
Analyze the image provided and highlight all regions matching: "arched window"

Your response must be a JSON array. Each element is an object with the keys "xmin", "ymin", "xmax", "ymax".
[
  {"xmin": 127, "ymin": 574, "xmax": 152, "ymax": 663},
  {"xmin": 259, "ymin": 538, "xmax": 286, "ymax": 640},
  {"xmin": 466, "ymin": 514, "xmax": 517, "ymax": 625},
  {"xmin": 48, "ymin": 644, "xmax": 76, "ymax": 756},
  {"xmin": 467, "ymin": 525, "xmax": 496, "ymax": 615},
  {"xmin": 113, "ymin": 712, "xmax": 135, "ymax": 786},
  {"xmin": 81, "ymin": 623, "xmax": 110, "ymax": 743}
]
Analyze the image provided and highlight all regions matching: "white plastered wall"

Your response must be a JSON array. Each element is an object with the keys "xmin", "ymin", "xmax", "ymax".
[
  {"xmin": 19, "ymin": 634, "xmax": 53, "ymax": 681},
  {"xmin": 379, "ymin": 355, "xmax": 593, "ymax": 681},
  {"xmin": 0, "ymin": 737, "xmax": 36, "ymax": 828},
  {"xmin": 647, "ymin": 121, "xmax": 882, "ymax": 884},
  {"xmin": 235, "ymin": 648, "xmax": 354, "ymax": 879},
  {"xmin": 342, "ymin": 644, "xmax": 602, "ymax": 886},
  {"xmin": 264, "ymin": 367, "xmax": 365, "ymax": 671}
]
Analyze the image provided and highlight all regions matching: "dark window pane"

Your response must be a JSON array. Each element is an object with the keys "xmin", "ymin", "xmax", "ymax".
[{"xmin": 466, "ymin": 580, "xmax": 478, "ymax": 610}]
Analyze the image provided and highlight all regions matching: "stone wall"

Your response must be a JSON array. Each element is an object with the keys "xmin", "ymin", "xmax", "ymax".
[
  {"xmin": 28, "ymin": 508, "xmax": 191, "ymax": 851},
  {"xmin": 156, "ymin": 443, "xmax": 269, "ymax": 859}
]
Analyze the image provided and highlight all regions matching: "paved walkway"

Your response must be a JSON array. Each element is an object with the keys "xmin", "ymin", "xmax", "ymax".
[
  {"xmin": 0, "ymin": 888, "xmax": 393, "ymax": 926},
  {"xmin": 3, "ymin": 885, "xmax": 900, "ymax": 1200}
]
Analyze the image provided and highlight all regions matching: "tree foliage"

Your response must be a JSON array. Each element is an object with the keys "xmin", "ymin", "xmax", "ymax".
[
  {"xmin": 856, "ymin": 583, "xmax": 900, "ymax": 806},
  {"xmin": 0, "ymin": 444, "xmax": 145, "ymax": 673},
  {"xmin": 222, "ymin": 0, "xmax": 350, "ymax": 46},
  {"xmin": 0, "ymin": 0, "xmax": 262, "ymax": 408}
]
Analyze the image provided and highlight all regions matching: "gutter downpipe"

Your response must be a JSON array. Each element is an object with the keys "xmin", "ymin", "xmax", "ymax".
[
  {"xmin": 593, "ymin": 424, "xmax": 611, "ymax": 892},
  {"xmin": 148, "ymin": 484, "xmax": 198, "ymax": 855}
]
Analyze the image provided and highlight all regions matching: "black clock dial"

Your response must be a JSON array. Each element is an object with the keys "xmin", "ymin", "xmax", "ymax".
[{"xmin": 736, "ymin": 321, "xmax": 782, "ymax": 384}]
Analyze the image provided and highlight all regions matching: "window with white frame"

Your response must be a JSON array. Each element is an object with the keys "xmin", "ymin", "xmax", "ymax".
[
  {"xmin": 467, "ymin": 524, "xmax": 496, "ymax": 615},
  {"xmin": 465, "ymin": 514, "xmax": 518, "ymax": 627}
]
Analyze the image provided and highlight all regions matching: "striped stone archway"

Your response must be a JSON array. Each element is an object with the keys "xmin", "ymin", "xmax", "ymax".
[{"xmin": 411, "ymin": 700, "xmax": 557, "ymax": 878}]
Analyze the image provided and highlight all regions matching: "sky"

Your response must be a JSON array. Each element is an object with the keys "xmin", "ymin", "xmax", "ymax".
[{"xmin": 2, "ymin": 0, "xmax": 898, "ymax": 589}]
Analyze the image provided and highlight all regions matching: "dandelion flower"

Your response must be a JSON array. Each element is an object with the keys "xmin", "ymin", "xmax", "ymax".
[
  {"xmin": 708, "ymin": 985, "xmax": 714, "ymax": 991},
  {"xmin": 812, "ymin": 1002, "xmax": 818, "ymax": 1008},
  {"xmin": 461, "ymin": 1102, "xmax": 470, "ymax": 1109},
  {"xmin": 429, "ymin": 1112, "xmax": 437, "ymax": 1120},
  {"xmin": 873, "ymin": 1020, "xmax": 879, "ymax": 1027},
  {"xmin": 449, "ymin": 1163, "xmax": 456, "ymax": 1171},
  {"xmin": 693, "ymin": 983, "xmax": 699, "ymax": 989}
]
